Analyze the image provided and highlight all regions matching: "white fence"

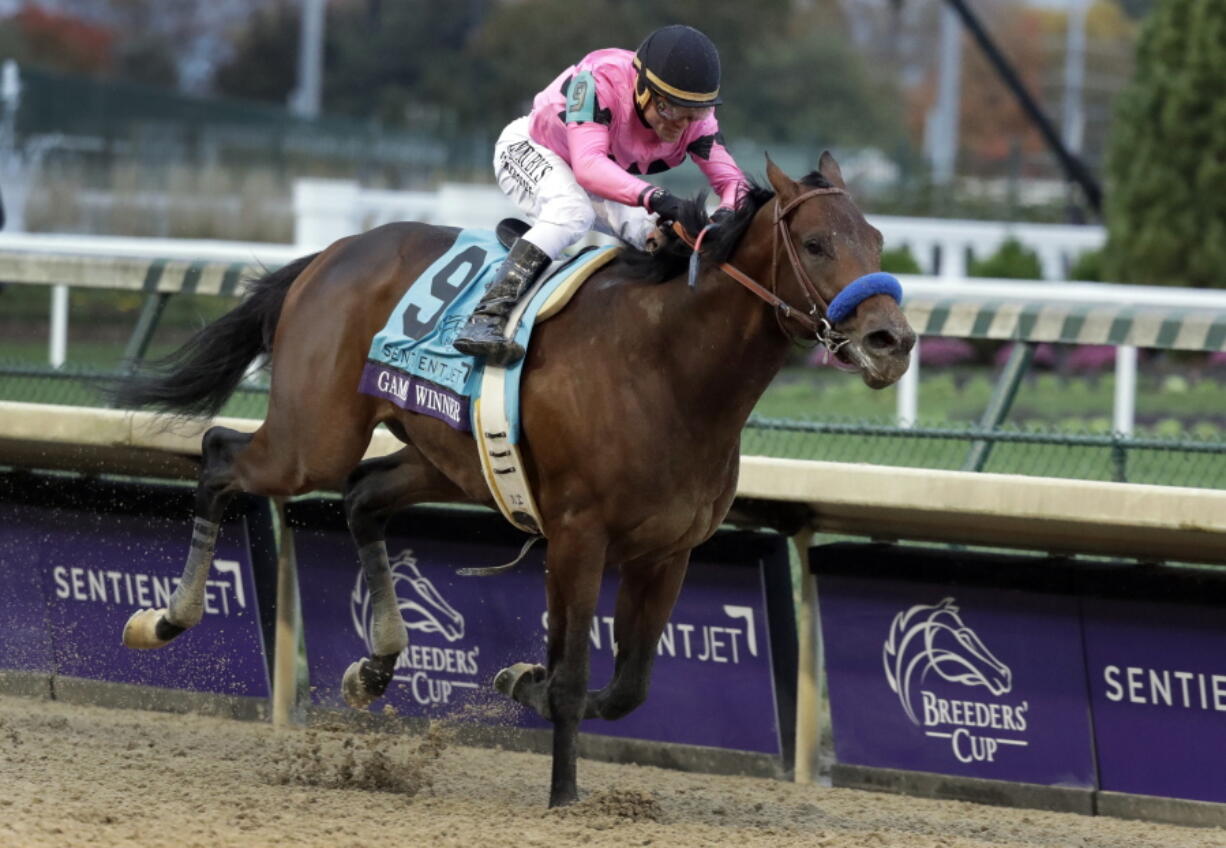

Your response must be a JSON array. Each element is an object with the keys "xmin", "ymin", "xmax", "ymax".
[{"xmin": 8, "ymin": 223, "xmax": 1224, "ymax": 435}]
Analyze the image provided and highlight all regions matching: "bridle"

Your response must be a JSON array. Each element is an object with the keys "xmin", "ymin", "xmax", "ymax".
[{"xmin": 671, "ymin": 186, "xmax": 852, "ymax": 354}]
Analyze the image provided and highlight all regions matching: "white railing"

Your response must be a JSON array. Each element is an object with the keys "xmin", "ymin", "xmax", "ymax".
[
  {"xmin": 6, "ymin": 231, "xmax": 1214, "ymax": 434},
  {"xmin": 876, "ymin": 214, "xmax": 1104, "ymax": 280},
  {"xmin": 0, "ymin": 231, "xmax": 300, "ymax": 264},
  {"xmin": 895, "ymin": 276, "xmax": 1226, "ymax": 433}
]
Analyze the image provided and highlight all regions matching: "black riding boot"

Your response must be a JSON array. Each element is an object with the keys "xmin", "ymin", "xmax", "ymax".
[{"xmin": 453, "ymin": 238, "xmax": 551, "ymax": 365}]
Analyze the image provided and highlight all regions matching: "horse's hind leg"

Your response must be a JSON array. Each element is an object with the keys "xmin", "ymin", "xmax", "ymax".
[
  {"xmin": 123, "ymin": 426, "xmax": 252, "ymax": 649},
  {"xmin": 585, "ymin": 552, "xmax": 690, "ymax": 720},
  {"xmin": 340, "ymin": 445, "xmax": 467, "ymax": 709}
]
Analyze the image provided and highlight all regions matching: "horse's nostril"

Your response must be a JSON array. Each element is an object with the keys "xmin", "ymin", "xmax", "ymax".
[
  {"xmin": 865, "ymin": 327, "xmax": 916, "ymax": 356},
  {"xmin": 865, "ymin": 329, "xmax": 898, "ymax": 353}
]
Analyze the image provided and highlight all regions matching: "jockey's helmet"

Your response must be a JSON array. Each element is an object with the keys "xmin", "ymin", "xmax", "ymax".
[{"xmin": 633, "ymin": 25, "xmax": 723, "ymax": 110}]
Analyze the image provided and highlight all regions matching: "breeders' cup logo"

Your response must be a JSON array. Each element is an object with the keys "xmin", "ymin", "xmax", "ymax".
[
  {"xmin": 349, "ymin": 549, "xmax": 479, "ymax": 706},
  {"xmin": 883, "ymin": 598, "xmax": 1029, "ymax": 764}
]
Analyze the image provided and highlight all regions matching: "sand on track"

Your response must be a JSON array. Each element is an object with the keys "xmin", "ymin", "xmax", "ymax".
[{"xmin": 0, "ymin": 694, "xmax": 1221, "ymax": 848}]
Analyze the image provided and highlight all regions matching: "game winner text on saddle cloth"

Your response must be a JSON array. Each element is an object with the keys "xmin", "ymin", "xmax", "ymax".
[{"xmin": 359, "ymin": 230, "xmax": 612, "ymax": 441}]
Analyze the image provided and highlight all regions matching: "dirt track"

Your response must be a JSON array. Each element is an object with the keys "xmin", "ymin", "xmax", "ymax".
[{"xmin": 0, "ymin": 694, "xmax": 1220, "ymax": 848}]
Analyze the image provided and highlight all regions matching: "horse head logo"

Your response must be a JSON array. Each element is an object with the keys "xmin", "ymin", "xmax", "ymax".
[
  {"xmin": 350, "ymin": 549, "xmax": 465, "ymax": 650},
  {"xmin": 882, "ymin": 597, "xmax": 1011, "ymax": 725}
]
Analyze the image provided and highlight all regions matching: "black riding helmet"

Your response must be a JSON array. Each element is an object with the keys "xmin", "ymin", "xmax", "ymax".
[{"xmin": 633, "ymin": 25, "xmax": 722, "ymax": 109}]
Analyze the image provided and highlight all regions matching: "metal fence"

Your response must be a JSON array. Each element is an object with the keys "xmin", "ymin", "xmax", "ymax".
[
  {"xmin": 14, "ymin": 66, "xmax": 448, "ymax": 173},
  {"xmin": 4, "ymin": 360, "xmax": 1223, "ymax": 490},
  {"xmin": 743, "ymin": 416, "xmax": 1226, "ymax": 489}
]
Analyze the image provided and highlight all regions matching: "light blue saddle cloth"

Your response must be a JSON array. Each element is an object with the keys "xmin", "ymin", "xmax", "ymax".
[{"xmin": 359, "ymin": 229, "xmax": 611, "ymax": 442}]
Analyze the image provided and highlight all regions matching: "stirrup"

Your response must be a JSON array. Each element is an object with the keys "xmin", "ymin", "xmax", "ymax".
[{"xmin": 453, "ymin": 323, "xmax": 526, "ymax": 364}]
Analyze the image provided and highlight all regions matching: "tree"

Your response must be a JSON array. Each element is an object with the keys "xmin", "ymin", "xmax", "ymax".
[
  {"xmin": 903, "ymin": 1, "xmax": 1051, "ymax": 176},
  {"xmin": 47, "ymin": 0, "xmax": 273, "ymax": 90},
  {"xmin": 209, "ymin": 0, "xmax": 905, "ymax": 155},
  {"xmin": 212, "ymin": 1, "xmax": 300, "ymax": 104},
  {"xmin": 326, "ymin": 0, "xmax": 492, "ymax": 128},
  {"xmin": 1117, "ymin": 0, "xmax": 1157, "ymax": 20},
  {"xmin": 0, "ymin": 5, "xmax": 113, "ymax": 75},
  {"xmin": 719, "ymin": 3, "xmax": 905, "ymax": 150},
  {"xmin": 1103, "ymin": 0, "xmax": 1226, "ymax": 287}
]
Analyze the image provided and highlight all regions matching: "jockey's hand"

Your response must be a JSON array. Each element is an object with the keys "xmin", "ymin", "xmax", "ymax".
[
  {"xmin": 647, "ymin": 189, "xmax": 686, "ymax": 224},
  {"xmin": 710, "ymin": 206, "xmax": 734, "ymax": 225}
]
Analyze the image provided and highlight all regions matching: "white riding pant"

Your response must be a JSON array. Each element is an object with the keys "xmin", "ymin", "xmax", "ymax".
[{"xmin": 493, "ymin": 116, "xmax": 659, "ymax": 259}]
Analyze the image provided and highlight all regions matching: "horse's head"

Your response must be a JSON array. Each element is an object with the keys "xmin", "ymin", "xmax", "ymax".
[{"xmin": 763, "ymin": 152, "xmax": 915, "ymax": 388}]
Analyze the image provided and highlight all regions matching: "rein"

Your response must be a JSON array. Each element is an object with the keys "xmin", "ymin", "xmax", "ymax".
[{"xmin": 671, "ymin": 185, "xmax": 862, "ymax": 353}]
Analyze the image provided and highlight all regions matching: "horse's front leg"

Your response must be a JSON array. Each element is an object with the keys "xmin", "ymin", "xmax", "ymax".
[
  {"xmin": 584, "ymin": 551, "xmax": 690, "ymax": 720},
  {"xmin": 494, "ymin": 528, "xmax": 606, "ymax": 807},
  {"xmin": 123, "ymin": 427, "xmax": 251, "ymax": 648}
]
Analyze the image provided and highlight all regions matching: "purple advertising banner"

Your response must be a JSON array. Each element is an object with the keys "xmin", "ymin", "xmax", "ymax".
[
  {"xmin": 1083, "ymin": 597, "xmax": 1226, "ymax": 804},
  {"xmin": 0, "ymin": 499, "xmax": 269, "ymax": 698},
  {"xmin": 296, "ymin": 523, "xmax": 784, "ymax": 754},
  {"xmin": 819, "ymin": 573, "xmax": 1094, "ymax": 787},
  {"xmin": 0, "ymin": 505, "xmax": 54, "ymax": 675}
]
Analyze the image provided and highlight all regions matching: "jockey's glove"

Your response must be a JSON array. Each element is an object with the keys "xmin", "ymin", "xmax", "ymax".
[
  {"xmin": 710, "ymin": 206, "xmax": 734, "ymax": 225},
  {"xmin": 647, "ymin": 189, "xmax": 686, "ymax": 223}
]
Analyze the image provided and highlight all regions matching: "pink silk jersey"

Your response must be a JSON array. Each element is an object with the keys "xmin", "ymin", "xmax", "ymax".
[{"xmin": 527, "ymin": 48, "xmax": 747, "ymax": 210}]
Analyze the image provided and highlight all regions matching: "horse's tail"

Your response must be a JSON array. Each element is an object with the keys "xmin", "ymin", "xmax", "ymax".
[{"xmin": 107, "ymin": 252, "xmax": 319, "ymax": 418}]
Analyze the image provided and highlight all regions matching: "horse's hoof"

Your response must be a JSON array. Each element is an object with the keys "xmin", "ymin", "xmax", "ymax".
[
  {"xmin": 342, "ymin": 660, "xmax": 374, "ymax": 709},
  {"xmin": 341, "ymin": 658, "xmax": 391, "ymax": 710},
  {"xmin": 122, "ymin": 608, "xmax": 174, "ymax": 650},
  {"xmin": 493, "ymin": 662, "xmax": 546, "ymax": 701}
]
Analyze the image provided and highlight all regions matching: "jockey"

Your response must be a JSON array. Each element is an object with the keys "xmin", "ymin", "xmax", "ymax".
[{"xmin": 452, "ymin": 24, "xmax": 749, "ymax": 365}]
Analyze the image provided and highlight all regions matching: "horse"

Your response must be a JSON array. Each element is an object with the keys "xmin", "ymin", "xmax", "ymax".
[{"xmin": 113, "ymin": 152, "xmax": 914, "ymax": 807}]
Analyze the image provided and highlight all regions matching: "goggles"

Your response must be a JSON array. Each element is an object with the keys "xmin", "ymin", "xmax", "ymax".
[{"xmin": 653, "ymin": 94, "xmax": 714, "ymax": 123}]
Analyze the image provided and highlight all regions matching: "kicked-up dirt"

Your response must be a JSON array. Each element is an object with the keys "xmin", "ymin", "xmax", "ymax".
[{"xmin": 0, "ymin": 694, "xmax": 1221, "ymax": 848}]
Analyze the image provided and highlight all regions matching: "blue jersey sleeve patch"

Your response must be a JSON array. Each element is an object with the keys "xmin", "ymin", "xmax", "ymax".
[{"xmin": 564, "ymin": 70, "xmax": 598, "ymax": 124}]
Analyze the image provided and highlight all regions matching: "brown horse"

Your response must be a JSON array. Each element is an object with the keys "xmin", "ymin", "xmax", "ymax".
[{"xmin": 114, "ymin": 153, "xmax": 914, "ymax": 807}]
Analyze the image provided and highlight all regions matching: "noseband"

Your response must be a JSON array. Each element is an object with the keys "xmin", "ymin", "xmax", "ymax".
[{"xmin": 672, "ymin": 186, "xmax": 903, "ymax": 353}]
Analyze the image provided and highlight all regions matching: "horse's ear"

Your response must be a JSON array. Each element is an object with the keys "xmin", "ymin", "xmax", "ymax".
[
  {"xmin": 818, "ymin": 150, "xmax": 847, "ymax": 190},
  {"xmin": 765, "ymin": 153, "xmax": 798, "ymax": 204}
]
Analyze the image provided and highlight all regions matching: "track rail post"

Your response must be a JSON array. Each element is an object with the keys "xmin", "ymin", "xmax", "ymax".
[
  {"xmin": 272, "ymin": 497, "xmax": 301, "ymax": 727},
  {"xmin": 792, "ymin": 528, "xmax": 820, "ymax": 783}
]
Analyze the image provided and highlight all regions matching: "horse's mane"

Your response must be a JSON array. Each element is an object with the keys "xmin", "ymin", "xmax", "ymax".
[{"xmin": 618, "ymin": 170, "xmax": 836, "ymax": 283}]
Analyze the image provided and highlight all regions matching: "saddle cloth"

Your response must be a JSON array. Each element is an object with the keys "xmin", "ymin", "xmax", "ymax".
[{"xmin": 359, "ymin": 229, "xmax": 619, "ymax": 534}]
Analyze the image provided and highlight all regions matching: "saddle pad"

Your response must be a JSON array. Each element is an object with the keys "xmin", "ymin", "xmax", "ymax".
[{"xmin": 359, "ymin": 229, "xmax": 617, "ymax": 442}]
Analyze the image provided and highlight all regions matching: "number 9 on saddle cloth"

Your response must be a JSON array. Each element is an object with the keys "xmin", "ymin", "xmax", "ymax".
[{"xmin": 358, "ymin": 223, "xmax": 617, "ymax": 441}]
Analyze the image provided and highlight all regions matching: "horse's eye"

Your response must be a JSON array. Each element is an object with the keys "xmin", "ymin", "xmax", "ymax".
[{"xmin": 804, "ymin": 239, "xmax": 828, "ymax": 258}]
